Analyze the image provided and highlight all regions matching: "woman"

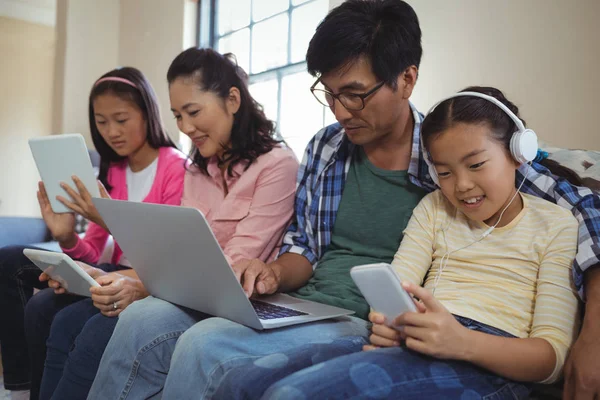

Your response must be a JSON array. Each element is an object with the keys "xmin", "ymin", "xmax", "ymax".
[
  {"xmin": 46, "ymin": 47, "xmax": 298, "ymax": 400},
  {"xmin": 0, "ymin": 66, "xmax": 186, "ymax": 400}
]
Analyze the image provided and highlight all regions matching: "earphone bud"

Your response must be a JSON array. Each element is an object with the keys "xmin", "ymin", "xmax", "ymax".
[
  {"xmin": 481, "ymin": 226, "xmax": 494, "ymax": 238},
  {"xmin": 422, "ymin": 91, "xmax": 539, "ymax": 187}
]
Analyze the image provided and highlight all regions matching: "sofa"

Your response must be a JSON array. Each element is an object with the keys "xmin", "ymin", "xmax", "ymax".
[
  {"xmin": 0, "ymin": 146, "xmax": 598, "ymax": 400},
  {"xmin": 0, "ymin": 216, "xmax": 59, "ymax": 251}
]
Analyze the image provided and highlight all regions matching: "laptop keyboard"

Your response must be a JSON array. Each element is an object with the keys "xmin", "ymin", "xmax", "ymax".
[{"xmin": 250, "ymin": 299, "xmax": 309, "ymax": 320}]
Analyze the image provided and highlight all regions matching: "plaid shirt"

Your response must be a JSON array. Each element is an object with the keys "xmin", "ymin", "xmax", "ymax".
[{"xmin": 280, "ymin": 103, "xmax": 600, "ymax": 298}]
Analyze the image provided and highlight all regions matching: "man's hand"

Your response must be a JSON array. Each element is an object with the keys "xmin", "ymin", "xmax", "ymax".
[
  {"xmin": 563, "ymin": 326, "xmax": 600, "ymax": 400},
  {"xmin": 232, "ymin": 259, "xmax": 281, "ymax": 297},
  {"xmin": 564, "ymin": 267, "xmax": 600, "ymax": 400}
]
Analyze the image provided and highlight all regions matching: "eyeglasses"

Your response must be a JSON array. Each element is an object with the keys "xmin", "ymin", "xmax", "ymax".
[{"xmin": 310, "ymin": 78, "xmax": 385, "ymax": 111}]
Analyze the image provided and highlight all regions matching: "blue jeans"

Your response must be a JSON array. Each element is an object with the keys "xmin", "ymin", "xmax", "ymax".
[
  {"xmin": 24, "ymin": 287, "xmax": 84, "ymax": 399},
  {"xmin": 22, "ymin": 262, "xmax": 124, "ymax": 400},
  {"xmin": 254, "ymin": 316, "xmax": 532, "ymax": 400},
  {"xmin": 40, "ymin": 298, "xmax": 119, "ymax": 400},
  {"xmin": 88, "ymin": 296, "xmax": 368, "ymax": 399},
  {"xmin": 0, "ymin": 245, "xmax": 49, "ymax": 391}
]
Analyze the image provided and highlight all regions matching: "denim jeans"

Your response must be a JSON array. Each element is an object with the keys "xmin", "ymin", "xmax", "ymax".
[
  {"xmin": 88, "ymin": 296, "xmax": 209, "ymax": 399},
  {"xmin": 0, "ymin": 245, "xmax": 50, "ymax": 391},
  {"xmin": 88, "ymin": 296, "xmax": 368, "ymax": 399},
  {"xmin": 24, "ymin": 288, "xmax": 85, "ymax": 399},
  {"xmin": 3, "ymin": 245, "xmax": 123, "ymax": 400},
  {"xmin": 40, "ymin": 298, "xmax": 119, "ymax": 400},
  {"xmin": 256, "ymin": 316, "xmax": 532, "ymax": 400}
]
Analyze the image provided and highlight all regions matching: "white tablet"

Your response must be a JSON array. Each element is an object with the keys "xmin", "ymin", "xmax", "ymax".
[
  {"xmin": 23, "ymin": 249, "xmax": 100, "ymax": 297},
  {"xmin": 29, "ymin": 133, "xmax": 100, "ymax": 213}
]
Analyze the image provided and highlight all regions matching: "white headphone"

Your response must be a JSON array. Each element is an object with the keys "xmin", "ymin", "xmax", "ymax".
[{"xmin": 422, "ymin": 91, "xmax": 538, "ymax": 186}]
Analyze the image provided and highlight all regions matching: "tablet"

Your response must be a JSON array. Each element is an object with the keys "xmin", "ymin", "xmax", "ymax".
[
  {"xmin": 351, "ymin": 263, "xmax": 417, "ymax": 328},
  {"xmin": 29, "ymin": 134, "xmax": 100, "ymax": 213},
  {"xmin": 23, "ymin": 249, "xmax": 100, "ymax": 297}
]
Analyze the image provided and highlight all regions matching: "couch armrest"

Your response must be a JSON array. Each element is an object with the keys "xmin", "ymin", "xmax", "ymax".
[{"xmin": 0, "ymin": 217, "xmax": 50, "ymax": 248}]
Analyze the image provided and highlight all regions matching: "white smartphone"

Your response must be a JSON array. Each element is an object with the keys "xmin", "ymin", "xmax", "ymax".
[
  {"xmin": 23, "ymin": 249, "xmax": 100, "ymax": 297},
  {"xmin": 350, "ymin": 263, "xmax": 417, "ymax": 328},
  {"xmin": 29, "ymin": 133, "xmax": 100, "ymax": 213}
]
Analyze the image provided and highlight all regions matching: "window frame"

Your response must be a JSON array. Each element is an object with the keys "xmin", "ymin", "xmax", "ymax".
[{"xmin": 198, "ymin": 0, "xmax": 332, "ymax": 149}]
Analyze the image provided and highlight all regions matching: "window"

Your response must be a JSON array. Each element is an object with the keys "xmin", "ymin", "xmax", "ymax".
[{"xmin": 199, "ymin": 0, "xmax": 336, "ymax": 158}]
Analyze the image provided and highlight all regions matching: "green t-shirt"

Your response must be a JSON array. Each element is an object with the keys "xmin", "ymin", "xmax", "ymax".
[{"xmin": 291, "ymin": 148, "xmax": 427, "ymax": 320}]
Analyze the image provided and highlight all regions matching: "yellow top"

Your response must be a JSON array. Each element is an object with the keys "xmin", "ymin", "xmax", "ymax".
[{"xmin": 392, "ymin": 190, "xmax": 580, "ymax": 383}]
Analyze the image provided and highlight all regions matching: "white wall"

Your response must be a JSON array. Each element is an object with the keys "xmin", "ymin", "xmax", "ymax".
[
  {"xmin": 328, "ymin": 0, "xmax": 600, "ymax": 150},
  {"xmin": 329, "ymin": 0, "xmax": 343, "ymax": 9},
  {"xmin": 53, "ymin": 0, "xmax": 120, "ymax": 147},
  {"xmin": 0, "ymin": 17, "xmax": 55, "ymax": 216},
  {"xmin": 408, "ymin": 0, "xmax": 600, "ymax": 151},
  {"xmin": 119, "ymin": 0, "xmax": 196, "ymax": 142},
  {"xmin": 53, "ymin": 0, "xmax": 197, "ymax": 146}
]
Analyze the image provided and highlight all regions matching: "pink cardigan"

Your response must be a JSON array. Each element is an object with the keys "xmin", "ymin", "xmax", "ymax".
[{"xmin": 61, "ymin": 146, "xmax": 187, "ymax": 265}]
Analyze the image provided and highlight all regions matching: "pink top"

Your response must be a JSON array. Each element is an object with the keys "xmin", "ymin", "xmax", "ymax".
[
  {"xmin": 181, "ymin": 146, "xmax": 299, "ymax": 264},
  {"xmin": 61, "ymin": 146, "xmax": 187, "ymax": 264}
]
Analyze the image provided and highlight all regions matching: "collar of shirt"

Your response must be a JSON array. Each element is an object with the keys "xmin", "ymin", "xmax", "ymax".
[{"xmin": 320, "ymin": 101, "xmax": 436, "ymax": 191}]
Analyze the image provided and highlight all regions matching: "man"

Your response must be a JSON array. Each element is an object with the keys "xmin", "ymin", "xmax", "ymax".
[{"xmin": 91, "ymin": 1, "xmax": 600, "ymax": 399}]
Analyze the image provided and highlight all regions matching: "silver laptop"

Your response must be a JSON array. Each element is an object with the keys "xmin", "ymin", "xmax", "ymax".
[{"xmin": 92, "ymin": 198, "xmax": 354, "ymax": 330}]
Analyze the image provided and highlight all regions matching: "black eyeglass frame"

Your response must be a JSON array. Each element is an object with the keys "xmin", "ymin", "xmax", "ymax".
[{"xmin": 310, "ymin": 78, "xmax": 386, "ymax": 111}]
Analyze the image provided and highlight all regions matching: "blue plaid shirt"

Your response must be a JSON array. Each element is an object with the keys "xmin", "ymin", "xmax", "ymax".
[{"xmin": 280, "ymin": 103, "xmax": 600, "ymax": 299}]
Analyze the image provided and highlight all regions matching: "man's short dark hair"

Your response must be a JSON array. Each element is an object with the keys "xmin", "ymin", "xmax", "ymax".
[{"xmin": 306, "ymin": 0, "xmax": 422, "ymax": 90}]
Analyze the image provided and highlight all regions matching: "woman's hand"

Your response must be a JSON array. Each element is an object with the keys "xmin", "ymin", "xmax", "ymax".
[
  {"xmin": 394, "ymin": 282, "xmax": 470, "ymax": 360},
  {"xmin": 89, "ymin": 273, "xmax": 149, "ymax": 317},
  {"xmin": 37, "ymin": 181, "xmax": 77, "ymax": 247},
  {"xmin": 57, "ymin": 177, "xmax": 111, "ymax": 232},
  {"xmin": 39, "ymin": 261, "xmax": 106, "ymax": 295}
]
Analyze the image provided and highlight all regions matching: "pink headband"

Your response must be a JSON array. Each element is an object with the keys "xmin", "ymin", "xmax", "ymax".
[{"xmin": 94, "ymin": 76, "xmax": 137, "ymax": 89}]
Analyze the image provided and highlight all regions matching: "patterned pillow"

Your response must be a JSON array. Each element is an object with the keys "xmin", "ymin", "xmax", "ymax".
[
  {"xmin": 74, "ymin": 214, "xmax": 89, "ymax": 234},
  {"xmin": 540, "ymin": 142, "xmax": 600, "ymax": 191}
]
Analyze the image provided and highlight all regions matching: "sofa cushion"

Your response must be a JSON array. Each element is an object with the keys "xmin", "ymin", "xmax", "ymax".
[
  {"xmin": 0, "ymin": 217, "xmax": 49, "ymax": 248},
  {"xmin": 541, "ymin": 143, "xmax": 600, "ymax": 191}
]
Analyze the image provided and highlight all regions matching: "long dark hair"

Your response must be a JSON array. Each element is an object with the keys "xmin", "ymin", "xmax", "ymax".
[
  {"xmin": 421, "ymin": 86, "xmax": 582, "ymax": 186},
  {"xmin": 167, "ymin": 47, "xmax": 280, "ymax": 176},
  {"xmin": 306, "ymin": 0, "xmax": 422, "ymax": 90},
  {"xmin": 89, "ymin": 67, "xmax": 177, "ymax": 191}
]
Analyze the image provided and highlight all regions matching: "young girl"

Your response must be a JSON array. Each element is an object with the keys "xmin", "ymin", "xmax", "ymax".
[
  {"xmin": 47, "ymin": 47, "xmax": 298, "ymax": 400},
  {"xmin": 0, "ymin": 67, "xmax": 186, "ymax": 400},
  {"xmin": 234, "ymin": 87, "xmax": 580, "ymax": 400}
]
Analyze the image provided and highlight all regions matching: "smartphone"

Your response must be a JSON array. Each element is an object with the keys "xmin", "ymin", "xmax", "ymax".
[
  {"xmin": 350, "ymin": 263, "xmax": 417, "ymax": 328},
  {"xmin": 23, "ymin": 249, "xmax": 100, "ymax": 297}
]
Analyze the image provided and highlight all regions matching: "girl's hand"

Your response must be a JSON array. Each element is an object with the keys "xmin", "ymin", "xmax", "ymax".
[
  {"xmin": 90, "ymin": 273, "xmax": 149, "ymax": 317},
  {"xmin": 363, "ymin": 295, "xmax": 427, "ymax": 351},
  {"xmin": 37, "ymin": 181, "xmax": 77, "ymax": 246},
  {"xmin": 394, "ymin": 282, "xmax": 470, "ymax": 360},
  {"xmin": 39, "ymin": 271, "xmax": 67, "ymax": 295},
  {"xmin": 58, "ymin": 177, "xmax": 111, "ymax": 231},
  {"xmin": 39, "ymin": 261, "xmax": 106, "ymax": 295},
  {"xmin": 363, "ymin": 311, "xmax": 402, "ymax": 351}
]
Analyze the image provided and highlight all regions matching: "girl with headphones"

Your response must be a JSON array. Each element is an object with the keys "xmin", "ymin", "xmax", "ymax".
[{"xmin": 256, "ymin": 86, "xmax": 581, "ymax": 399}]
